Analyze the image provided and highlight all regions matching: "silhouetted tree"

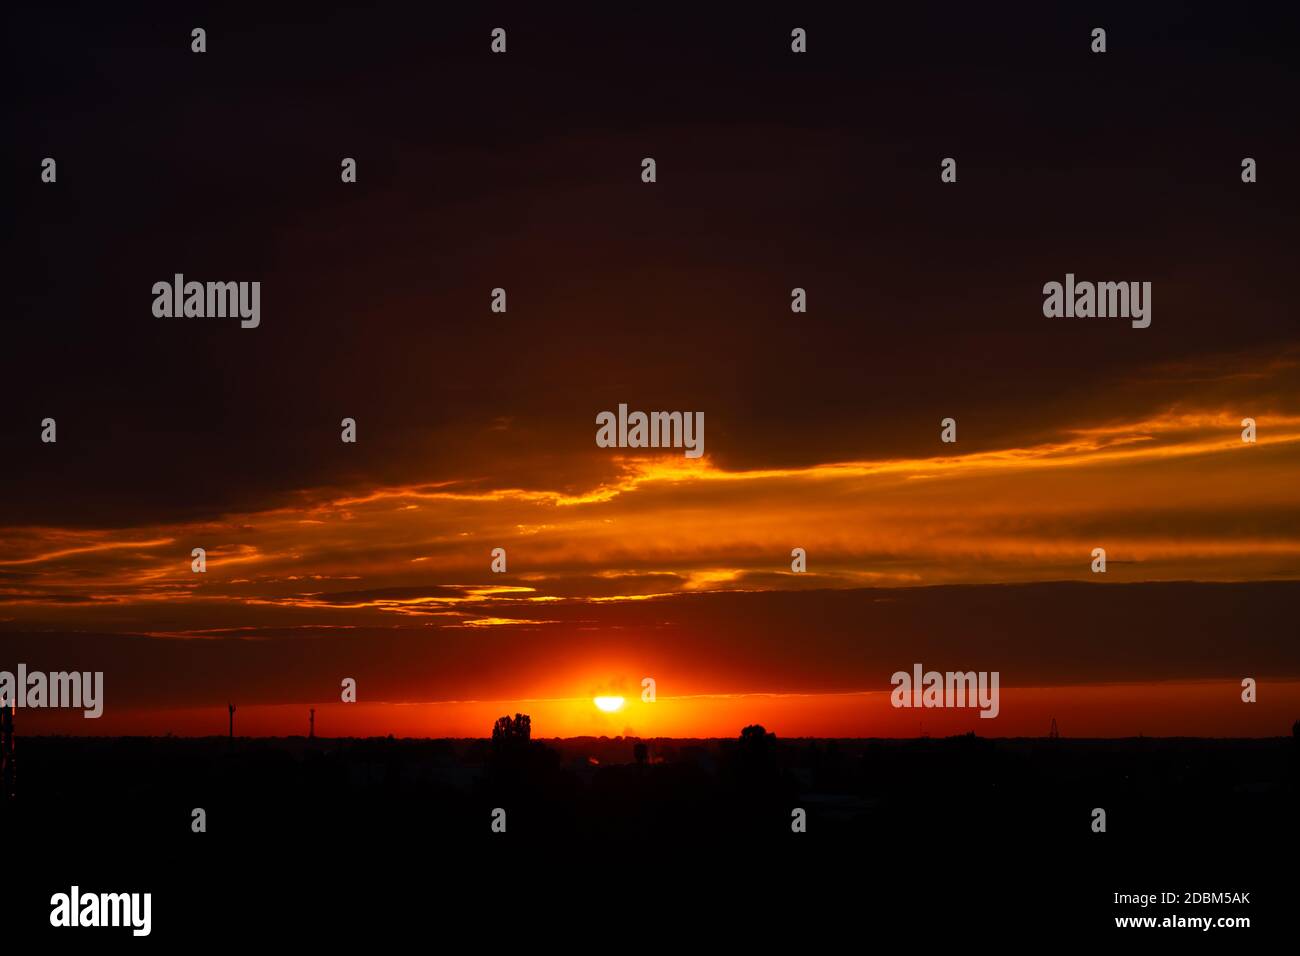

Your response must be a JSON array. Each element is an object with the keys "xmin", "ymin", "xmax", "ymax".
[
  {"xmin": 739, "ymin": 724, "xmax": 776, "ymax": 762},
  {"xmin": 718, "ymin": 724, "xmax": 795, "ymax": 826},
  {"xmin": 489, "ymin": 713, "xmax": 554, "ymax": 776},
  {"xmin": 492, "ymin": 713, "xmax": 531, "ymax": 750},
  {"xmin": 633, "ymin": 742, "xmax": 648, "ymax": 767},
  {"xmin": 732, "ymin": 724, "xmax": 779, "ymax": 782},
  {"xmin": 482, "ymin": 713, "xmax": 567, "ymax": 814}
]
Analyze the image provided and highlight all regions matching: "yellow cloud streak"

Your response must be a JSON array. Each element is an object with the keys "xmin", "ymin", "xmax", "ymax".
[{"xmin": 3, "ymin": 405, "xmax": 1298, "ymax": 621}]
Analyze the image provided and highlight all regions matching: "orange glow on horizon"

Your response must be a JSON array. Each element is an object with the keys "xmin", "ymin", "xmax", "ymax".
[{"xmin": 14, "ymin": 681, "xmax": 1300, "ymax": 740}]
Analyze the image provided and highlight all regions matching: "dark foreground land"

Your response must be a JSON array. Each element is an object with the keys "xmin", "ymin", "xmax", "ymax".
[{"xmin": 7, "ymin": 732, "xmax": 1296, "ymax": 941}]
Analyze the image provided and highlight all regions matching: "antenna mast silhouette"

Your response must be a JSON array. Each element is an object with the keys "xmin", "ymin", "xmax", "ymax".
[
  {"xmin": 309, "ymin": 708, "xmax": 315, "ymax": 739},
  {"xmin": 228, "ymin": 703, "xmax": 236, "ymax": 739},
  {"xmin": 1049, "ymin": 716, "xmax": 1060, "ymax": 739},
  {"xmin": 1, "ymin": 702, "xmax": 14, "ymax": 801}
]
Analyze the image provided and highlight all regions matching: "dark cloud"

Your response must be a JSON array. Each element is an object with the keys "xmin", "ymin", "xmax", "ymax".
[{"xmin": 3, "ymin": 3, "xmax": 1297, "ymax": 525}]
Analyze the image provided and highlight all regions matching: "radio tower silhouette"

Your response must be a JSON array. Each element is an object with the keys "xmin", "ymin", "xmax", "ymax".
[
  {"xmin": 309, "ymin": 708, "xmax": 315, "ymax": 739},
  {"xmin": 1, "ymin": 702, "xmax": 15, "ymax": 801},
  {"xmin": 1049, "ymin": 716, "xmax": 1060, "ymax": 739},
  {"xmin": 228, "ymin": 703, "xmax": 236, "ymax": 739}
]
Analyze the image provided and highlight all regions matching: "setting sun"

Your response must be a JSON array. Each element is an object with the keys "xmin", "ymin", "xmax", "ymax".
[{"xmin": 593, "ymin": 696, "xmax": 625, "ymax": 713}]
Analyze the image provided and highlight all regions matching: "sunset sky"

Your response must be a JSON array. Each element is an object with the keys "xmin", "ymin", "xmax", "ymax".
[{"xmin": 4, "ymin": 4, "xmax": 1298, "ymax": 737}]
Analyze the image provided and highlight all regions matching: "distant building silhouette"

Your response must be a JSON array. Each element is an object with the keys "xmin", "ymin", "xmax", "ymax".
[{"xmin": 1049, "ymin": 717, "xmax": 1060, "ymax": 739}]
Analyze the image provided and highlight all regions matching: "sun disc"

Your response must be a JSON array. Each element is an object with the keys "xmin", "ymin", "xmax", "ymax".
[{"xmin": 593, "ymin": 696, "xmax": 625, "ymax": 713}]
